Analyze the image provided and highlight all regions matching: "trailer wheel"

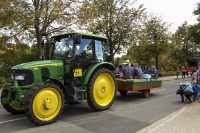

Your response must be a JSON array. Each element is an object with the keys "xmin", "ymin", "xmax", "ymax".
[
  {"xmin": 24, "ymin": 82, "xmax": 65, "ymax": 125},
  {"xmin": 119, "ymin": 91, "xmax": 127, "ymax": 96},
  {"xmin": 87, "ymin": 68, "xmax": 116, "ymax": 111},
  {"xmin": 1, "ymin": 86, "xmax": 24, "ymax": 114},
  {"xmin": 142, "ymin": 89, "xmax": 150, "ymax": 98}
]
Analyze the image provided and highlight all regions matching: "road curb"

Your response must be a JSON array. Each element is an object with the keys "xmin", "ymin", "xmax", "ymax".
[{"xmin": 136, "ymin": 103, "xmax": 192, "ymax": 133}]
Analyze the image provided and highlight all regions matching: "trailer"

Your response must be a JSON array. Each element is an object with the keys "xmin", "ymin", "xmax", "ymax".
[{"xmin": 116, "ymin": 79, "xmax": 162, "ymax": 97}]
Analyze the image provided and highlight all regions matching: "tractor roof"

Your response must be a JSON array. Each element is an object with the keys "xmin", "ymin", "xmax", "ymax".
[{"xmin": 52, "ymin": 32, "xmax": 108, "ymax": 41}]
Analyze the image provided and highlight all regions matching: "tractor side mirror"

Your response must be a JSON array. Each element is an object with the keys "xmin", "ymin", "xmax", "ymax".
[{"xmin": 74, "ymin": 34, "xmax": 82, "ymax": 44}]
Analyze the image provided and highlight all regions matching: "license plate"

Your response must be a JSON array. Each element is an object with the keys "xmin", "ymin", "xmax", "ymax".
[{"xmin": 74, "ymin": 69, "xmax": 82, "ymax": 77}]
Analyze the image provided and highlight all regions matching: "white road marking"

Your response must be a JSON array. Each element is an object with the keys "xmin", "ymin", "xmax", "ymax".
[
  {"xmin": 151, "ymin": 88, "xmax": 166, "ymax": 93},
  {"xmin": 146, "ymin": 106, "xmax": 186, "ymax": 133},
  {"xmin": 0, "ymin": 117, "xmax": 26, "ymax": 124}
]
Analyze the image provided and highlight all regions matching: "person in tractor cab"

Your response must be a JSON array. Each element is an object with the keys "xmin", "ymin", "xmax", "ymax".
[{"xmin": 77, "ymin": 40, "xmax": 94, "ymax": 58}]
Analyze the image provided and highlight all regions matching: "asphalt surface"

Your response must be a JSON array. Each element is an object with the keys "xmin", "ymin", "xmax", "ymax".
[
  {"xmin": 137, "ymin": 76, "xmax": 200, "ymax": 133},
  {"xmin": 0, "ymin": 76, "xmax": 193, "ymax": 133}
]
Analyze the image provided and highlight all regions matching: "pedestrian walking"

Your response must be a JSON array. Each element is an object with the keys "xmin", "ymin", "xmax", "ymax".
[
  {"xmin": 176, "ymin": 67, "xmax": 180, "ymax": 78},
  {"xmin": 186, "ymin": 66, "xmax": 189, "ymax": 76},
  {"xmin": 181, "ymin": 66, "xmax": 186, "ymax": 79},
  {"xmin": 191, "ymin": 70, "xmax": 198, "ymax": 84}
]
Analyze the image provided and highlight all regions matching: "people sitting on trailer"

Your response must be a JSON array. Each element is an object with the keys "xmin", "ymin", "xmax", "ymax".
[
  {"xmin": 114, "ymin": 63, "xmax": 123, "ymax": 78},
  {"xmin": 132, "ymin": 63, "xmax": 143, "ymax": 79},
  {"xmin": 142, "ymin": 65, "xmax": 149, "ymax": 74},
  {"xmin": 122, "ymin": 60, "xmax": 134, "ymax": 79},
  {"xmin": 149, "ymin": 65, "xmax": 158, "ymax": 79}
]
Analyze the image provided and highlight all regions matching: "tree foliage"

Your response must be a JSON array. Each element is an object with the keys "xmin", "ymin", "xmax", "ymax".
[
  {"xmin": 128, "ymin": 15, "xmax": 171, "ymax": 69},
  {"xmin": 175, "ymin": 22, "xmax": 199, "ymax": 66},
  {"xmin": 0, "ymin": 0, "xmax": 79, "ymax": 59},
  {"xmin": 0, "ymin": 43, "xmax": 37, "ymax": 79},
  {"xmin": 78, "ymin": 0, "xmax": 146, "ymax": 60}
]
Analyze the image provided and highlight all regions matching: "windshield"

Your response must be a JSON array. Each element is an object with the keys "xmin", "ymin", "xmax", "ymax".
[
  {"xmin": 52, "ymin": 38, "xmax": 73, "ymax": 60},
  {"xmin": 52, "ymin": 38, "xmax": 94, "ymax": 60},
  {"xmin": 76, "ymin": 39, "xmax": 93, "ymax": 54}
]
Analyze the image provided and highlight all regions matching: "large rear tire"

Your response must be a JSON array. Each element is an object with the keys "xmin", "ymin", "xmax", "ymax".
[
  {"xmin": 87, "ymin": 68, "xmax": 116, "ymax": 111},
  {"xmin": 1, "ymin": 86, "xmax": 24, "ymax": 114},
  {"xmin": 24, "ymin": 82, "xmax": 65, "ymax": 125}
]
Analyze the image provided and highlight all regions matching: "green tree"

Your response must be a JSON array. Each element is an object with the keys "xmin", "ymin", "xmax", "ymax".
[
  {"xmin": 175, "ymin": 22, "xmax": 197, "ymax": 66},
  {"xmin": 135, "ymin": 15, "xmax": 171, "ymax": 69},
  {"xmin": 78, "ymin": 0, "xmax": 146, "ymax": 61},
  {"xmin": 0, "ymin": 0, "xmax": 78, "ymax": 60},
  {"xmin": 193, "ymin": 2, "xmax": 200, "ymax": 22}
]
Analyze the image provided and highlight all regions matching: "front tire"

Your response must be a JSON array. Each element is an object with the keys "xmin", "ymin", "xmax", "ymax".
[
  {"xmin": 1, "ymin": 86, "xmax": 24, "ymax": 114},
  {"xmin": 24, "ymin": 82, "xmax": 65, "ymax": 125},
  {"xmin": 87, "ymin": 68, "xmax": 116, "ymax": 111}
]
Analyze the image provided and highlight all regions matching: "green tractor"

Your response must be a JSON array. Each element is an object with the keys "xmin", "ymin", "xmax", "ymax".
[{"xmin": 1, "ymin": 32, "xmax": 117, "ymax": 125}]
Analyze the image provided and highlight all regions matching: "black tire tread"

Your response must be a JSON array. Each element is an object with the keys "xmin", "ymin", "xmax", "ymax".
[
  {"xmin": 119, "ymin": 91, "xmax": 128, "ymax": 96},
  {"xmin": 1, "ymin": 86, "xmax": 24, "ymax": 114}
]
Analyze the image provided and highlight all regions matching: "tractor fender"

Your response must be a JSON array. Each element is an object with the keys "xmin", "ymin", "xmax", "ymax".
[
  {"xmin": 82, "ymin": 62, "xmax": 115, "ymax": 87},
  {"xmin": 48, "ymin": 77, "xmax": 69, "ymax": 104}
]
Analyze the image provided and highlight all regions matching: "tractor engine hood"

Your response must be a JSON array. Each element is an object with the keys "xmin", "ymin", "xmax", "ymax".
[{"xmin": 12, "ymin": 60, "xmax": 63, "ymax": 70}]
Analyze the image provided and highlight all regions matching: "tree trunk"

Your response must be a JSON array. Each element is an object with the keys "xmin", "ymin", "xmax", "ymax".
[
  {"xmin": 35, "ymin": 25, "xmax": 42, "ymax": 60},
  {"xmin": 109, "ymin": 44, "xmax": 114, "ymax": 64},
  {"xmin": 45, "ymin": 36, "xmax": 49, "ymax": 60},
  {"xmin": 155, "ymin": 54, "xmax": 159, "ymax": 69}
]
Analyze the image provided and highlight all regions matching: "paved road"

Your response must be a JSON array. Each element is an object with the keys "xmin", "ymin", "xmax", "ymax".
[{"xmin": 0, "ymin": 78, "xmax": 190, "ymax": 133}]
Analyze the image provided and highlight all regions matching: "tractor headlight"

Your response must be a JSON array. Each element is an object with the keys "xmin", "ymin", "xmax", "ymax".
[
  {"xmin": 10, "ymin": 73, "xmax": 25, "ymax": 81},
  {"xmin": 15, "ymin": 75, "xmax": 25, "ymax": 80},
  {"xmin": 11, "ymin": 73, "xmax": 14, "ymax": 80}
]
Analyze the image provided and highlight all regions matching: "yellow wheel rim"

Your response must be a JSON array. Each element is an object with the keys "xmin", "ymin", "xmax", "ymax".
[
  {"xmin": 93, "ymin": 73, "xmax": 115, "ymax": 106},
  {"xmin": 33, "ymin": 87, "xmax": 62, "ymax": 121},
  {"xmin": 10, "ymin": 105, "xmax": 24, "ymax": 110}
]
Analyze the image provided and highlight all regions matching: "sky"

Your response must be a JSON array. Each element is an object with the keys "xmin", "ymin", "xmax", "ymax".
[{"xmin": 136, "ymin": 0, "xmax": 199, "ymax": 32}]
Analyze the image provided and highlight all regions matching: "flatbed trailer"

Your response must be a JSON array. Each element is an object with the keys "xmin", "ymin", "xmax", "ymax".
[{"xmin": 116, "ymin": 79, "xmax": 162, "ymax": 97}]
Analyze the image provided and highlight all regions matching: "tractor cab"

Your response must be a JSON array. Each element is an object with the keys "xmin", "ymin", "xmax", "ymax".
[
  {"xmin": 51, "ymin": 34, "xmax": 105, "ymax": 63},
  {"xmin": 51, "ymin": 33, "xmax": 113, "ymax": 103},
  {"xmin": 51, "ymin": 33, "xmax": 108, "ymax": 81},
  {"xmin": 51, "ymin": 33, "xmax": 107, "ymax": 60}
]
